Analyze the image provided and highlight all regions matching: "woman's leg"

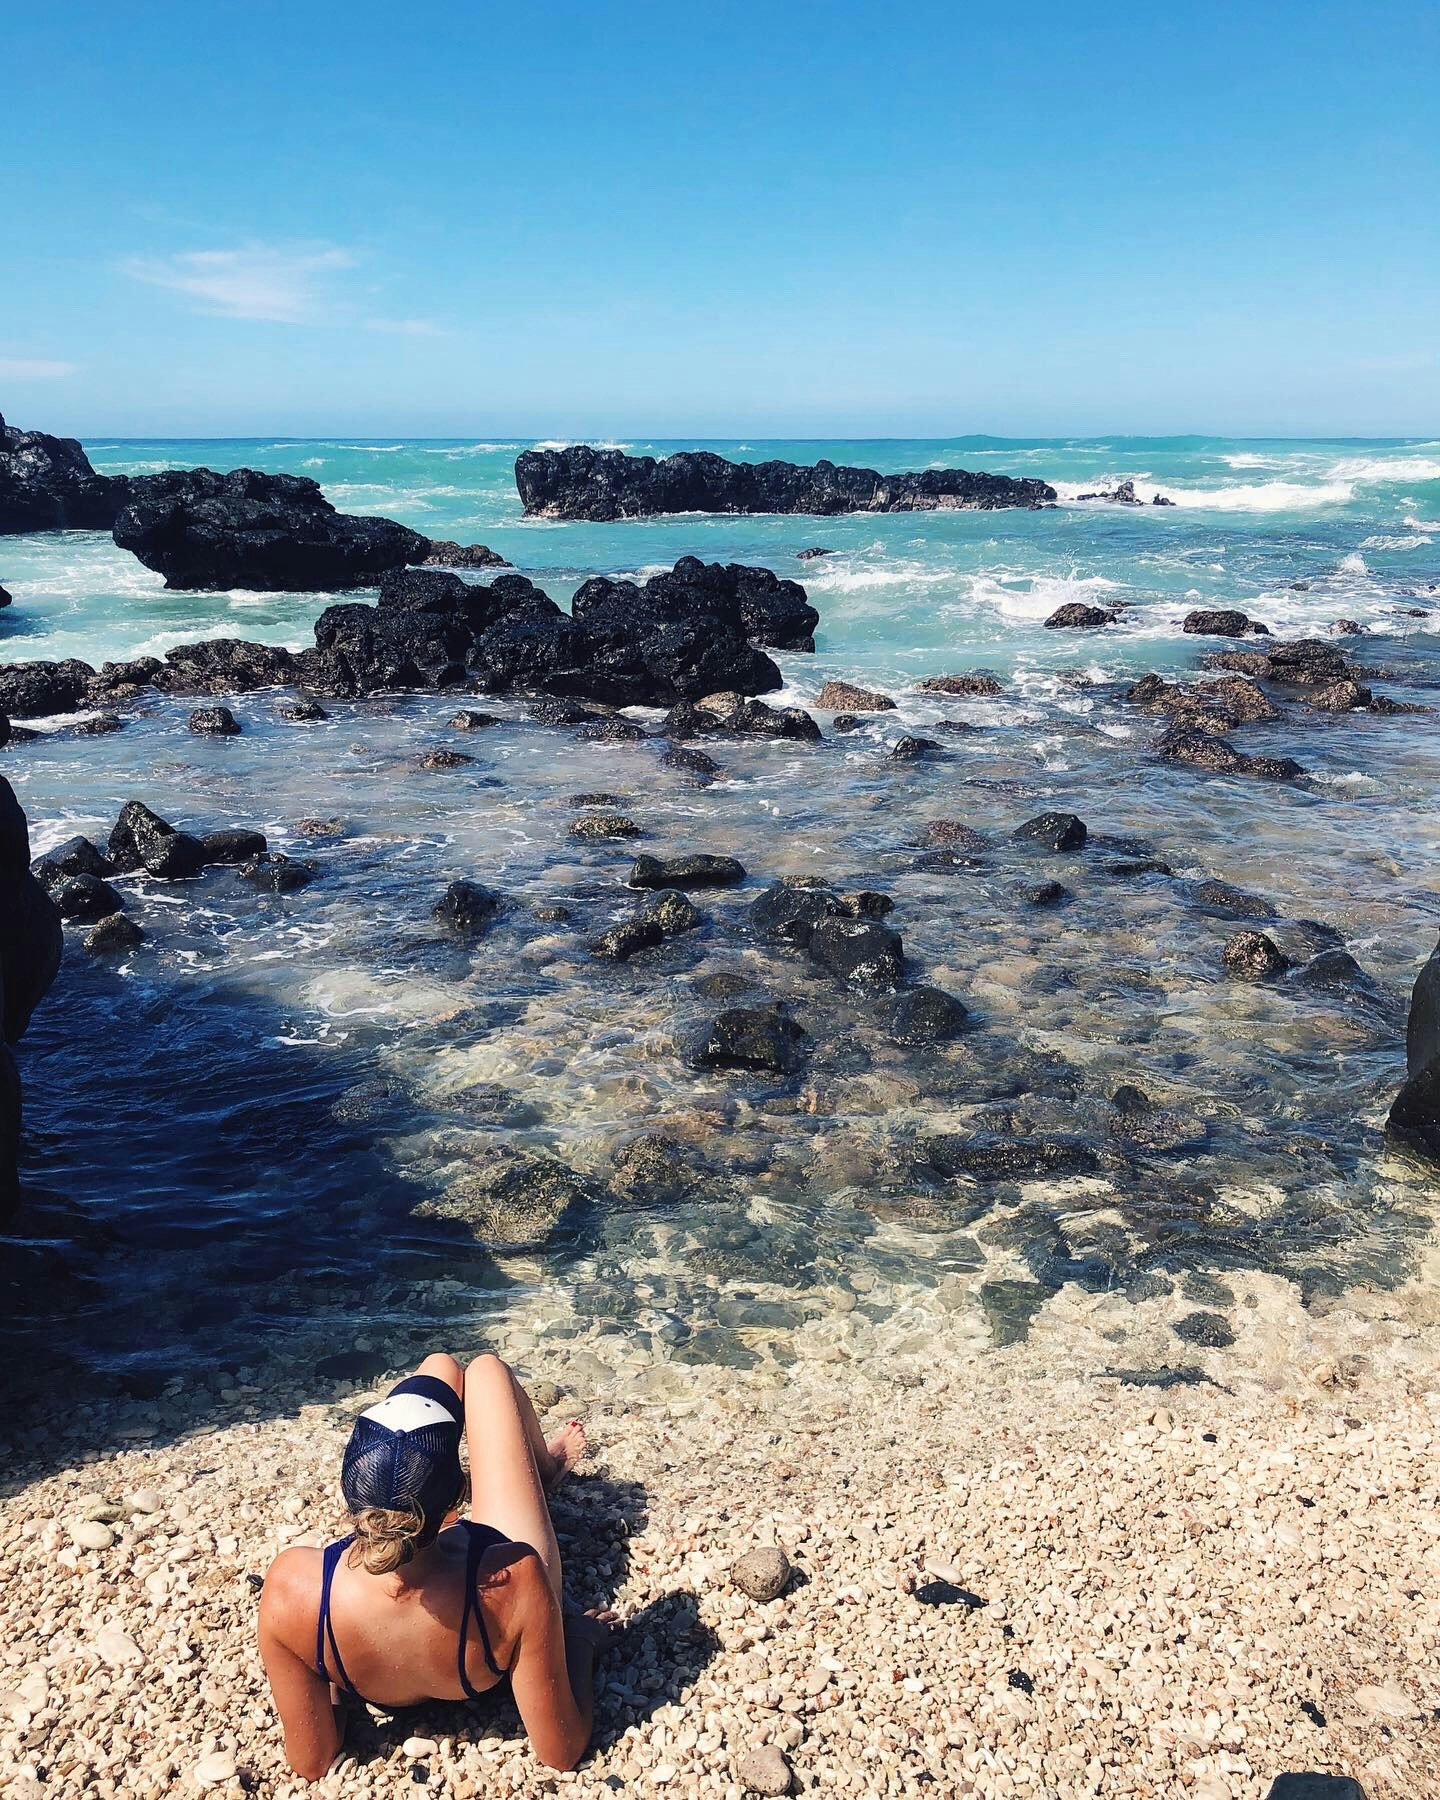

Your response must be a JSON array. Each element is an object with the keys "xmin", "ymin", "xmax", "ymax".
[
  {"xmin": 413, "ymin": 1350, "xmax": 465, "ymax": 1403},
  {"xmin": 464, "ymin": 1355, "xmax": 568, "ymax": 1600}
]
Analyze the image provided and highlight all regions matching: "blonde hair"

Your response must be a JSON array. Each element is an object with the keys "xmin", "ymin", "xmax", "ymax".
[{"xmin": 346, "ymin": 1504, "xmax": 431, "ymax": 1575}]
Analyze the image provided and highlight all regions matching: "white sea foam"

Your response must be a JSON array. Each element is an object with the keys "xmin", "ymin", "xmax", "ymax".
[
  {"xmin": 1337, "ymin": 552, "xmax": 1369, "ymax": 576},
  {"xmin": 1330, "ymin": 454, "xmax": 1440, "ymax": 484},
  {"xmin": 1403, "ymin": 515, "xmax": 1440, "ymax": 531},
  {"xmin": 1156, "ymin": 479, "xmax": 1357, "ymax": 511},
  {"xmin": 1362, "ymin": 533, "xmax": 1433, "ymax": 550}
]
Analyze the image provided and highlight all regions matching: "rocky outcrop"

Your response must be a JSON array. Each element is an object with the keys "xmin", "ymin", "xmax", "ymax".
[
  {"xmin": 422, "ymin": 540, "xmax": 510, "ymax": 569},
  {"xmin": 515, "ymin": 445, "xmax": 1057, "ymax": 520},
  {"xmin": 0, "ymin": 412, "xmax": 125, "ymax": 532},
  {"xmin": 1157, "ymin": 726, "xmax": 1304, "ymax": 782},
  {"xmin": 1183, "ymin": 609, "xmax": 1270, "ymax": 638},
  {"xmin": 113, "ymin": 468, "xmax": 429, "ymax": 591},
  {"xmin": 0, "ymin": 777, "xmax": 63, "ymax": 1217},
  {"xmin": 1388, "ymin": 937, "xmax": 1440, "ymax": 1157},
  {"xmin": 1045, "ymin": 603, "xmax": 1117, "ymax": 629},
  {"xmin": 0, "ymin": 555, "xmax": 816, "ymax": 715}
]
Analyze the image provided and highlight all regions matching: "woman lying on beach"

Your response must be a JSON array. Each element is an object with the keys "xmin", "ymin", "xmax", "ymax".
[{"xmin": 258, "ymin": 1352, "xmax": 609, "ymax": 1781}]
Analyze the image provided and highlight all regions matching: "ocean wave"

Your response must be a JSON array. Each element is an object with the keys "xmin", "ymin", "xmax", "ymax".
[
  {"xmin": 1156, "ymin": 479, "xmax": 1356, "ymax": 512},
  {"xmin": 1362, "ymin": 533, "xmax": 1433, "ymax": 551},
  {"xmin": 1330, "ymin": 454, "xmax": 1440, "ymax": 484},
  {"xmin": 1337, "ymin": 552, "xmax": 1369, "ymax": 576}
]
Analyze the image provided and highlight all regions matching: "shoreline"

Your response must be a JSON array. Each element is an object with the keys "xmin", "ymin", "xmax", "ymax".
[{"xmin": 3, "ymin": 1271, "xmax": 1438, "ymax": 1800}]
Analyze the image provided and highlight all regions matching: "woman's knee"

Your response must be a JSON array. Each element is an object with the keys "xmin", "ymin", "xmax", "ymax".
[
  {"xmin": 415, "ymin": 1351, "xmax": 464, "ymax": 1397},
  {"xmin": 465, "ymin": 1352, "xmax": 514, "ymax": 1390}
]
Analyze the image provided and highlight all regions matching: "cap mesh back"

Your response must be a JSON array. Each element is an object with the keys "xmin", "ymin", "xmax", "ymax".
[{"xmin": 341, "ymin": 1416, "xmax": 462, "ymax": 1527}]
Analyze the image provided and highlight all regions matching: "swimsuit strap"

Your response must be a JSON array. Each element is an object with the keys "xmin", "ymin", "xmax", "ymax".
[
  {"xmin": 457, "ymin": 1520, "xmax": 508, "ymax": 1696},
  {"xmin": 315, "ymin": 1536, "xmax": 372, "ymax": 1704}
]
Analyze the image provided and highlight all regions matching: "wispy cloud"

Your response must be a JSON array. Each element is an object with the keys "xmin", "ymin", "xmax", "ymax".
[
  {"xmin": 366, "ymin": 317, "xmax": 447, "ymax": 338},
  {"xmin": 0, "ymin": 357, "xmax": 77, "ymax": 379},
  {"xmin": 119, "ymin": 242, "xmax": 357, "ymax": 324}
]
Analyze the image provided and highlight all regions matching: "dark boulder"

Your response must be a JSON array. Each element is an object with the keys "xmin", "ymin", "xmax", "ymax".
[
  {"xmin": 891, "ymin": 734, "xmax": 941, "ymax": 761},
  {"xmin": 433, "ymin": 879, "xmax": 502, "ymax": 934},
  {"xmin": 1157, "ymin": 726, "xmax": 1304, "ymax": 781},
  {"xmin": 817, "ymin": 679, "xmax": 895, "ymax": 711},
  {"xmin": 199, "ymin": 828, "xmax": 268, "ymax": 865},
  {"xmin": 1388, "ymin": 936, "xmax": 1440, "ymax": 1156},
  {"xmin": 0, "ymin": 776, "xmax": 63, "ymax": 1216},
  {"xmin": 237, "ymin": 852, "xmax": 317, "ymax": 892},
  {"xmin": 807, "ymin": 916, "xmax": 904, "ymax": 988},
  {"xmin": 914, "ymin": 673, "xmax": 1003, "ymax": 697},
  {"xmin": 86, "ymin": 913, "xmax": 144, "ymax": 954},
  {"xmin": 1022, "ymin": 880, "xmax": 1069, "ymax": 907},
  {"xmin": 629, "ymin": 853, "xmax": 745, "ymax": 890},
  {"xmin": 449, "ymin": 709, "xmax": 498, "ymax": 731},
  {"xmin": 922, "ymin": 820, "xmax": 987, "ymax": 851},
  {"xmin": 1044, "ymin": 603, "xmax": 1117, "ymax": 629},
  {"xmin": 70, "ymin": 713, "xmax": 124, "ymax": 737},
  {"xmin": 422, "ymin": 539, "xmax": 511, "ymax": 569},
  {"xmin": 280, "ymin": 698, "xmax": 328, "ymax": 723},
  {"xmin": 31, "ymin": 835, "xmax": 112, "ymax": 880},
  {"xmin": 1013, "ymin": 812, "xmax": 1088, "ymax": 852},
  {"xmin": 189, "ymin": 705, "xmax": 241, "ymax": 736},
  {"xmin": 112, "ymin": 467, "xmax": 429, "ymax": 591},
  {"xmin": 160, "ymin": 638, "xmax": 300, "ymax": 695},
  {"xmin": 1222, "ymin": 930, "xmax": 1290, "ymax": 980},
  {"xmin": 890, "ymin": 986, "xmax": 969, "ymax": 1045},
  {"xmin": 415, "ymin": 748, "xmax": 474, "ymax": 770},
  {"xmin": 0, "ymin": 658, "xmax": 96, "ymax": 717},
  {"xmin": 796, "ymin": 546, "xmax": 833, "ymax": 560},
  {"xmin": 661, "ymin": 743, "xmax": 720, "ymax": 782},
  {"xmin": 1075, "ymin": 479, "xmax": 1143, "ymax": 505},
  {"xmin": 0, "ymin": 411, "xmax": 126, "ymax": 532},
  {"xmin": 648, "ymin": 890, "xmax": 701, "ymax": 936},
  {"xmin": 1307, "ymin": 679, "xmax": 1372, "ymax": 713},
  {"xmin": 107, "ymin": 801, "xmax": 206, "ymax": 879},
  {"xmin": 749, "ymin": 877, "xmax": 841, "ymax": 947},
  {"xmin": 1127, "ymin": 671, "xmax": 1279, "ymax": 728},
  {"xmin": 1182, "ymin": 609, "xmax": 1270, "ymax": 638},
  {"xmin": 43, "ymin": 871, "xmax": 124, "ymax": 921},
  {"xmin": 570, "ymin": 813, "xmax": 642, "ymax": 841},
  {"xmin": 590, "ymin": 917, "xmax": 664, "ymax": 961},
  {"xmin": 515, "ymin": 445, "xmax": 1057, "ymax": 521},
  {"xmin": 0, "ymin": 586, "xmax": 10, "ymax": 607},
  {"xmin": 689, "ymin": 1007, "xmax": 807, "ymax": 1074}
]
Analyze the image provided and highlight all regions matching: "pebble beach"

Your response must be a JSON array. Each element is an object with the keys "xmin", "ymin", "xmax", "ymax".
[{"xmin": 4, "ymin": 1255, "xmax": 1438, "ymax": 1800}]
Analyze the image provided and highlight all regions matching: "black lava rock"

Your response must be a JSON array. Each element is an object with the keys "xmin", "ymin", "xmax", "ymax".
[
  {"xmin": 1013, "ymin": 812, "xmax": 1088, "ymax": 852},
  {"xmin": 628, "ymin": 853, "xmax": 746, "ymax": 890},
  {"xmin": 189, "ymin": 705, "xmax": 241, "ymax": 736},
  {"xmin": 107, "ymin": 801, "xmax": 206, "ymax": 879},
  {"xmin": 237, "ymin": 853, "xmax": 317, "ymax": 892},
  {"xmin": 806, "ymin": 916, "xmax": 905, "ymax": 988},
  {"xmin": 199, "ymin": 828, "xmax": 268, "ymax": 865},
  {"xmin": 689, "ymin": 1007, "xmax": 808, "ymax": 1074},
  {"xmin": 890, "ymin": 986, "xmax": 969, "ymax": 1045},
  {"xmin": 86, "ymin": 913, "xmax": 144, "ymax": 954},
  {"xmin": 516, "ymin": 445, "xmax": 1057, "ymax": 521},
  {"xmin": 433, "ymin": 879, "xmax": 502, "ymax": 934}
]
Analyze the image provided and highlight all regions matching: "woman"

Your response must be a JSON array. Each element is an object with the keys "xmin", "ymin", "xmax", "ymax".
[{"xmin": 258, "ymin": 1352, "xmax": 611, "ymax": 1781}]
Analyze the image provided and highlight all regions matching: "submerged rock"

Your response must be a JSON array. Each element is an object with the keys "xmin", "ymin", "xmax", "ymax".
[
  {"xmin": 1157, "ymin": 725, "xmax": 1304, "ymax": 781},
  {"xmin": 515, "ymin": 444, "xmax": 1057, "ymax": 520},
  {"xmin": 416, "ymin": 1148, "xmax": 592, "ymax": 1248},
  {"xmin": 890, "ymin": 985, "xmax": 969, "ymax": 1045},
  {"xmin": 890, "ymin": 734, "xmax": 941, "ymax": 760},
  {"xmin": 925, "ymin": 1135, "xmax": 1100, "ymax": 1181},
  {"xmin": 570, "ymin": 813, "xmax": 642, "ymax": 841},
  {"xmin": 188, "ymin": 705, "xmax": 241, "ymax": 736},
  {"xmin": 1192, "ymin": 878, "xmax": 1276, "ymax": 919},
  {"xmin": 85, "ymin": 913, "xmax": 144, "ymax": 954},
  {"xmin": 979, "ymin": 1278, "xmax": 1049, "ymax": 1346},
  {"xmin": 1222, "ymin": 930, "xmax": 1290, "ymax": 980},
  {"xmin": 433, "ymin": 880, "xmax": 502, "ymax": 934},
  {"xmin": 590, "ymin": 917, "xmax": 664, "ymax": 961},
  {"xmin": 690, "ymin": 1007, "xmax": 808, "ymax": 1074},
  {"xmin": 237, "ymin": 853, "xmax": 317, "ymax": 892},
  {"xmin": 113, "ymin": 467, "xmax": 429, "ymax": 591},
  {"xmin": 1022, "ymin": 880, "xmax": 1070, "ymax": 907}
]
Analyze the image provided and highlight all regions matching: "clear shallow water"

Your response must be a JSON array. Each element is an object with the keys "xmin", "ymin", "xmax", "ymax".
[{"xmin": 2, "ymin": 435, "xmax": 1439, "ymax": 1384}]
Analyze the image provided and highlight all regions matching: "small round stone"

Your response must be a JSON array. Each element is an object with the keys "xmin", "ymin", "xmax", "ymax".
[
  {"xmin": 736, "ymin": 1744, "xmax": 793, "ymax": 1795},
  {"xmin": 731, "ymin": 1546, "xmax": 790, "ymax": 1602}
]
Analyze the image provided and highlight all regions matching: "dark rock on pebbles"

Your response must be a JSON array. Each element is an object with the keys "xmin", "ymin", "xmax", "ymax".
[
  {"xmin": 1044, "ymin": 603, "xmax": 1117, "ymax": 628},
  {"xmin": 690, "ymin": 1007, "xmax": 807, "ymax": 1075},
  {"xmin": 108, "ymin": 801, "xmax": 206, "ymax": 880},
  {"xmin": 238, "ymin": 853, "xmax": 316, "ymax": 893},
  {"xmin": 1182, "ymin": 608, "xmax": 1269, "ymax": 637},
  {"xmin": 1013, "ymin": 812, "xmax": 1087, "ymax": 852},
  {"xmin": 86, "ymin": 912, "xmax": 144, "ymax": 954},
  {"xmin": 890, "ymin": 985, "xmax": 969, "ymax": 1045},
  {"xmin": 433, "ymin": 880, "xmax": 502, "ymax": 934},
  {"xmin": 1222, "ymin": 930, "xmax": 1290, "ymax": 980},
  {"xmin": 199, "ymin": 828, "xmax": 267, "ymax": 865},
  {"xmin": 629, "ymin": 853, "xmax": 745, "ymax": 890},
  {"xmin": 189, "ymin": 705, "xmax": 241, "ymax": 736}
]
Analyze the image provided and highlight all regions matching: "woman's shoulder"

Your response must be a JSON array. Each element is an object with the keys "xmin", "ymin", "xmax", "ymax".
[{"xmin": 259, "ymin": 1544, "xmax": 325, "ymax": 1634}]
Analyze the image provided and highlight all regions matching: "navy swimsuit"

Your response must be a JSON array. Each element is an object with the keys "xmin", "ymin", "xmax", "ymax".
[{"xmin": 315, "ymin": 1520, "xmax": 511, "ymax": 1705}]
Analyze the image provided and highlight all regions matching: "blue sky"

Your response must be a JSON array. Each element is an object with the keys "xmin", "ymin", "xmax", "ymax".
[{"xmin": 3, "ymin": 1, "xmax": 1437, "ymax": 436}]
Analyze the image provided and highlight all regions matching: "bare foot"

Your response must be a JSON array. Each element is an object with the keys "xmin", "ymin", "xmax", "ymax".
[{"xmin": 544, "ymin": 1418, "xmax": 587, "ymax": 1489}]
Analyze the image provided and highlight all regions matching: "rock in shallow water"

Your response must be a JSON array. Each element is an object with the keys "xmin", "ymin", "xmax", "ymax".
[
  {"xmin": 188, "ymin": 705, "xmax": 240, "ymax": 735},
  {"xmin": 1013, "ymin": 811, "xmax": 1088, "ymax": 852},
  {"xmin": 889, "ymin": 985, "xmax": 969, "ymax": 1045},
  {"xmin": 237, "ymin": 852, "xmax": 316, "ymax": 893},
  {"xmin": 415, "ymin": 1148, "xmax": 592, "ymax": 1248},
  {"xmin": 433, "ymin": 879, "xmax": 502, "ymax": 935},
  {"xmin": 1222, "ymin": 930, "xmax": 1290, "ymax": 980},
  {"xmin": 629, "ymin": 852, "xmax": 745, "ymax": 890},
  {"xmin": 690, "ymin": 1008, "xmax": 807, "ymax": 1074},
  {"xmin": 816, "ymin": 679, "xmax": 895, "ymax": 711},
  {"xmin": 86, "ymin": 913, "xmax": 144, "ymax": 954},
  {"xmin": 108, "ymin": 800, "xmax": 205, "ymax": 880}
]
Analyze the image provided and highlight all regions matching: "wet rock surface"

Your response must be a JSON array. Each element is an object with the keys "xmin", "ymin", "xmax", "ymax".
[
  {"xmin": 0, "ymin": 777, "xmax": 62, "ymax": 1215},
  {"xmin": 515, "ymin": 444, "xmax": 1057, "ymax": 519}
]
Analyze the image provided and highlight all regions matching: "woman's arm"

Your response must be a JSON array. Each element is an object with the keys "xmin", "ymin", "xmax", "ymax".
[
  {"xmin": 506, "ymin": 1552, "xmax": 601, "ymax": 1771},
  {"xmin": 258, "ymin": 1551, "xmax": 343, "ymax": 1782}
]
